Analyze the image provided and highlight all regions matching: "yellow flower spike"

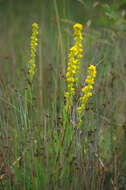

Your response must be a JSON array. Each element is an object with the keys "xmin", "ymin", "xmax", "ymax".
[
  {"xmin": 65, "ymin": 23, "xmax": 84, "ymax": 111},
  {"xmin": 77, "ymin": 65, "xmax": 96, "ymax": 118},
  {"xmin": 82, "ymin": 85, "xmax": 93, "ymax": 93},
  {"xmin": 28, "ymin": 22, "xmax": 39, "ymax": 82},
  {"xmin": 73, "ymin": 23, "xmax": 83, "ymax": 30}
]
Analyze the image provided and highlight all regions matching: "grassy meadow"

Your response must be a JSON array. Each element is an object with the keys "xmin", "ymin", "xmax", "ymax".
[{"xmin": 0, "ymin": 0, "xmax": 126, "ymax": 189}]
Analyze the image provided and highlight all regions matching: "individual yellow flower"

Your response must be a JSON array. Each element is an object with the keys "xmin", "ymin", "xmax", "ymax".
[
  {"xmin": 77, "ymin": 65, "xmax": 96, "ymax": 117},
  {"xmin": 28, "ymin": 23, "xmax": 39, "ymax": 81},
  {"xmin": 65, "ymin": 23, "xmax": 84, "ymax": 111}
]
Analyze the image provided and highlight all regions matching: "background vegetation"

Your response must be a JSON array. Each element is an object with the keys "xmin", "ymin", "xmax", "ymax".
[{"xmin": 0, "ymin": 0, "xmax": 126, "ymax": 189}]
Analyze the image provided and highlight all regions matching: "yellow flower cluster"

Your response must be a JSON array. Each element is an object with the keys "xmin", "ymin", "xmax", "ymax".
[
  {"xmin": 28, "ymin": 23, "xmax": 39, "ymax": 81},
  {"xmin": 65, "ymin": 23, "xmax": 83, "ymax": 110},
  {"xmin": 77, "ymin": 65, "xmax": 96, "ymax": 115}
]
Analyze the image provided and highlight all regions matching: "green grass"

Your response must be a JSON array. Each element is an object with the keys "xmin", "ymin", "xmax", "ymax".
[{"xmin": 0, "ymin": 0, "xmax": 126, "ymax": 189}]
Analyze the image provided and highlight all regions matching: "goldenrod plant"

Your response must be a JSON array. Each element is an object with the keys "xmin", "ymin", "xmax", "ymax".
[
  {"xmin": 77, "ymin": 64, "xmax": 96, "ymax": 124},
  {"xmin": 25, "ymin": 23, "xmax": 39, "ymax": 115},
  {"xmin": 28, "ymin": 23, "xmax": 39, "ymax": 82},
  {"xmin": 65, "ymin": 23, "xmax": 96, "ymax": 127},
  {"xmin": 65, "ymin": 23, "xmax": 83, "ymax": 111}
]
